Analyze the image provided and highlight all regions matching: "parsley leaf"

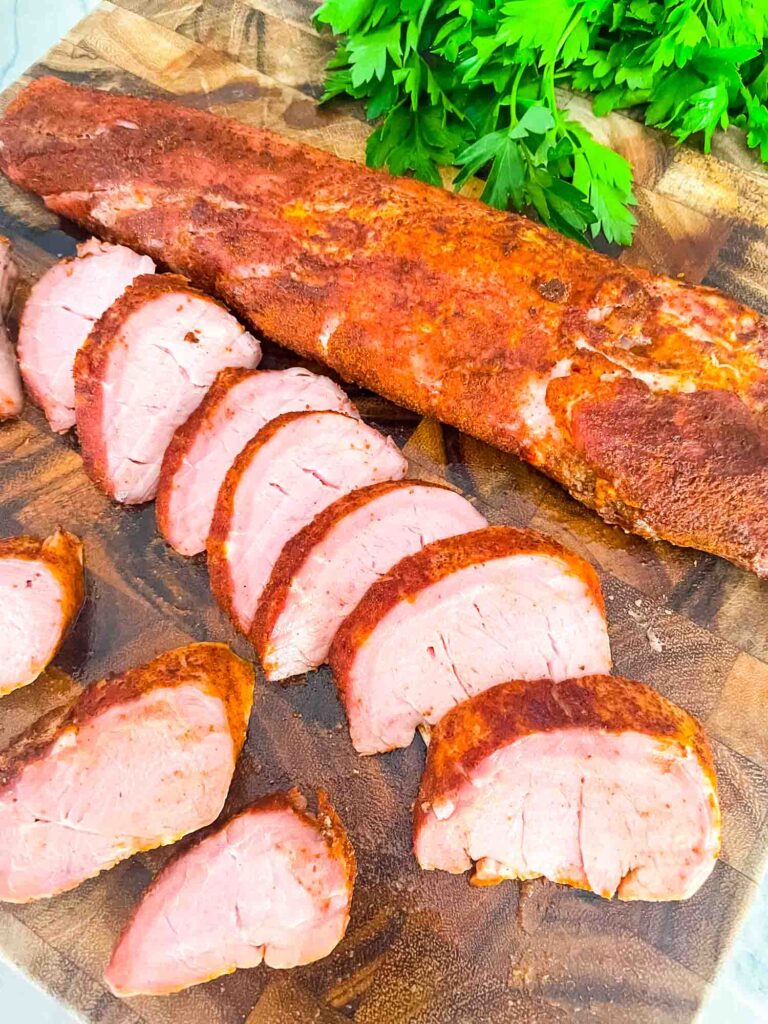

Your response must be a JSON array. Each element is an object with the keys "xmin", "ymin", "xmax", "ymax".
[{"xmin": 315, "ymin": 0, "xmax": 768, "ymax": 247}]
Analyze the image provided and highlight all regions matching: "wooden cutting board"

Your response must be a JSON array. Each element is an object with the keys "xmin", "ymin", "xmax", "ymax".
[{"xmin": 1, "ymin": 3, "xmax": 767, "ymax": 1022}]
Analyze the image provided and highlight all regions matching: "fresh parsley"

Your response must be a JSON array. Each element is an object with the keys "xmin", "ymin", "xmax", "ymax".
[{"xmin": 314, "ymin": 0, "xmax": 768, "ymax": 247}]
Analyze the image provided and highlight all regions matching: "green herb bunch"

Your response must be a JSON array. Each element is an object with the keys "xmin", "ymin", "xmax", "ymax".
[{"xmin": 314, "ymin": 0, "xmax": 768, "ymax": 246}]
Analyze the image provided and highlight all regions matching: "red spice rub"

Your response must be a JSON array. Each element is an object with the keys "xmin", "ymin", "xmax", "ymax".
[{"xmin": 3, "ymin": 78, "xmax": 768, "ymax": 571}]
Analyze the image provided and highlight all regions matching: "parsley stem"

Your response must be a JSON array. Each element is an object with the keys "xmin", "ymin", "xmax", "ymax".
[
  {"xmin": 509, "ymin": 64, "xmax": 525, "ymax": 128},
  {"xmin": 544, "ymin": 8, "xmax": 584, "ymax": 130}
]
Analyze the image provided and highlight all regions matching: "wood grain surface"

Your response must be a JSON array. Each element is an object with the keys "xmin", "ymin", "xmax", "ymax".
[{"xmin": 0, "ymin": 3, "xmax": 767, "ymax": 1022}]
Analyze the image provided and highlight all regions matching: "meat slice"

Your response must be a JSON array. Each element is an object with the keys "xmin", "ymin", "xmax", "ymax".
[
  {"xmin": 329, "ymin": 526, "xmax": 611, "ymax": 754},
  {"xmin": 0, "ymin": 323, "xmax": 22, "ymax": 420},
  {"xmin": 414, "ymin": 675, "xmax": 721, "ymax": 902},
  {"xmin": 0, "ymin": 643, "xmax": 253, "ymax": 902},
  {"xmin": 74, "ymin": 274, "xmax": 261, "ymax": 503},
  {"xmin": 157, "ymin": 367, "xmax": 358, "ymax": 556},
  {"xmin": 0, "ymin": 235, "xmax": 22, "ymax": 419},
  {"xmin": 0, "ymin": 529, "xmax": 84, "ymax": 696},
  {"xmin": 253, "ymin": 481, "xmax": 488, "ymax": 681},
  {"xmin": 209, "ymin": 410, "xmax": 407, "ymax": 635},
  {"xmin": 105, "ymin": 789, "xmax": 355, "ymax": 996},
  {"xmin": 17, "ymin": 238, "xmax": 154, "ymax": 431}
]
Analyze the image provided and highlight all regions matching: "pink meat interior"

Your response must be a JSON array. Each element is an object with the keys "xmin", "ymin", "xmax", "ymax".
[
  {"xmin": 90, "ymin": 290, "xmax": 260, "ymax": 502},
  {"xmin": 105, "ymin": 803, "xmax": 350, "ymax": 995},
  {"xmin": 220, "ymin": 413, "xmax": 407, "ymax": 633},
  {"xmin": 0, "ymin": 321, "xmax": 22, "ymax": 418},
  {"xmin": 163, "ymin": 367, "xmax": 357, "ymax": 556},
  {"xmin": 264, "ymin": 484, "xmax": 487, "ymax": 680},
  {"xmin": 344, "ymin": 553, "xmax": 612, "ymax": 754},
  {"xmin": 18, "ymin": 241, "xmax": 154, "ymax": 431},
  {"xmin": 0, "ymin": 557, "xmax": 66, "ymax": 695},
  {"xmin": 415, "ymin": 728, "xmax": 720, "ymax": 901},
  {"xmin": 0, "ymin": 684, "xmax": 235, "ymax": 902}
]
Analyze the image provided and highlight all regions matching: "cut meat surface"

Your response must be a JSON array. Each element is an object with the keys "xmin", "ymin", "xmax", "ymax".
[
  {"xmin": 157, "ymin": 366, "xmax": 358, "ymax": 556},
  {"xmin": 74, "ymin": 274, "xmax": 261, "ymax": 503},
  {"xmin": 329, "ymin": 526, "xmax": 611, "ymax": 754},
  {"xmin": 0, "ymin": 643, "xmax": 253, "ymax": 902},
  {"xmin": 208, "ymin": 410, "xmax": 407, "ymax": 635},
  {"xmin": 0, "ymin": 322, "xmax": 21, "ymax": 420},
  {"xmin": 0, "ymin": 529, "xmax": 84, "ymax": 696},
  {"xmin": 414, "ymin": 676, "xmax": 721, "ymax": 902},
  {"xmin": 253, "ymin": 481, "xmax": 487, "ymax": 681},
  {"xmin": 17, "ymin": 238, "xmax": 154, "ymax": 431},
  {"xmin": 2, "ymin": 79, "xmax": 768, "ymax": 574},
  {"xmin": 0, "ymin": 235, "xmax": 22, "ymax": 419},
  {"xmin": 105, "ymin": 789, "xmax": 355, "ymax": 996}
]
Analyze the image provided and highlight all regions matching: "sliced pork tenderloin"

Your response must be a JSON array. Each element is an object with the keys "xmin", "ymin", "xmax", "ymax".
[
  {"xmin": 0, "ymin": 322, "xmax": 22, "ymax": 420},
  {"xmin": 74, "ymin": 274, "xmax": 261, "ymax": 503},
  {"xmin": 17, "ymin": 238, "xmax": 154, "ymax": 431},
  {"xmin": 157, "ymin": 367, "xmax": 357, "ymax": 557},
  {"xmin": 0, "ymin": 643, "xmax": 253, "ymax": 902},
  {"xmin": 0, "ymin": 529, "xmax": 84, "ymax": 696},
  {"xmin": 208, "ymin": 410, "xmax": 407, "ymax": 635},
  {"xmin": 329, "ymin": 526, "xmax": 611, "ymax": 754},
  {"xmin": 253, "ymin": 481, "xmax": 487, "ymax": 681},
  {"xmin": 0, "ymin": 235, "xmax": 22, "ymax": 419},
  {"xmin": 414, "ymin": 675, "xmax": 721, "ymax": 901},
  {"xmin": 105, "ymin": 789, "xmax": 355, "ymax": 996}
]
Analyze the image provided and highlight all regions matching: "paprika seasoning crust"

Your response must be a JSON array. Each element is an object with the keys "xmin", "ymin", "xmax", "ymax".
[
  {"xmin": 105, "ymin": 788, "xmax": 356, "ymax": 996},
  {"xmin": 3, "ymin": 79, "xmax": 767, "ymax": 572},
  {"xmin": 74, "ymin": 273, "xmax": 260, "ymax": 504},
  {"xmin": 157, "ymin": 366, "xmax": 357, "ymax": 556},
  {"xmin": 414, "ymin": 675, "xmax": 720, "ymax": 901},
  {"xmin": 252, "ymin": 479, "xmax": 487, "ymax": 680},
  {"xmin": 329, "ymin": 526, "xmax": 611, "ymax": 754},
  {"xmin": 0, "ymin": 529, "xmax": 85, "ymax": 696},
  {"xmin": 0, "ymin": 643, "xmax": 254, "ymax": 902}
]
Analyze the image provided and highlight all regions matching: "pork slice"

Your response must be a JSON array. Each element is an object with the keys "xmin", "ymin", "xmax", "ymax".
[
  {"xmin": 157, "ymin": 366, "xmax": 358, "ymax": 556},
  {"xmin": 209, "ymin": 410, "xmax": 407, "ymax": 635},
  {"xmin": 329, "ymin": 526, "xmax": 611, "ymax": 754},
  {"xmin": 0, "ymin": 321, "xmax": 22, "ymax": 420},
  {"xmin": 105, "ymin": 789, "xmax": 355, "ymax": 996},
  {"xmin": 0, "ymin": 529, "xmax": 84, "ymax": 696},
  {"xmin": 0, "ymin": 236, "xmax": 22, "ymax": 419},
  {"xmin": 253, "ymin": 481, "xmax": 487, "ymax": 681},
  {"xmin": 0, "ymin": 643, "xmax": 253, "ymax": 902},
  {"xmin": 414, "ymin": 675, "xmax": 721, "ymax": 901},
  {"xmin": 74, "ymin": 274, "xmax": 261, "ymax": 503},
  {"xmin": 17, "ymin": 238, "xmax": 154, "ymax": 431}
]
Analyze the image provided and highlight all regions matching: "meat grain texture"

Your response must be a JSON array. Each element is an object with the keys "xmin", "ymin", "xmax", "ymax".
[
  {"xmin": 208, "ymin": 410, "xmax": 407, "ymax": 635},
  {"xmin": 17, "ymin": 238, "xmax": 154, "ymax": 431},
  {"xmin": 0, "ymin": 643, "xmax": 253, "ymax": 902},
  {"xmin": 253, "ymin": 480, "xmax": 487, "ymax": 681},
  {"xmin": 0, "ymin": 235, "xmax": 22, "ymax": 419},
  {"xmin": 329, "ymin": 526, "xmax": 611, "ymax": 753},
  {"xmin": 74, "ymin": 274, "xmax": 261, "ymax": 503},
  {"xmin": 157, "ymin": 366, "xmax": 358, "ymax": 556},
  {"xmin": 1, "ymin": 79, "xmax": 767, "ymax": 573},
  {"xmin": 414, "ymin": 676, "xmax": 721, "ymax": 901},
  {"xmin": 0, "ymin": 529, "xmax": 84, "ymax": 696},
  {"xmin": 105, "ymin": 789, "xmax": 355, "ymax": 996}
]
